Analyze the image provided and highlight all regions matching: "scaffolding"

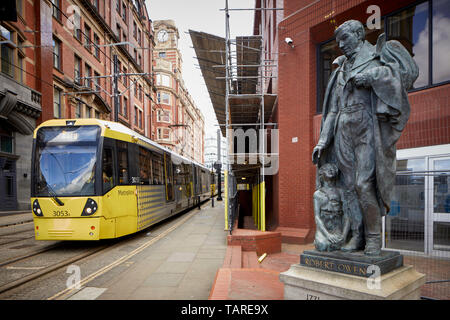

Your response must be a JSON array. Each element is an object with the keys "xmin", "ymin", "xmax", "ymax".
[{"xmin": 190, "ymin": 1, "xmax": 281, "ymax": 233}]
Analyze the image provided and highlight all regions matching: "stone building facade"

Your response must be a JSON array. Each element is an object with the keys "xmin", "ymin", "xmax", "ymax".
[{"xmin": 153, "ymin": 19, "xmax": 205, "ymax": 164}]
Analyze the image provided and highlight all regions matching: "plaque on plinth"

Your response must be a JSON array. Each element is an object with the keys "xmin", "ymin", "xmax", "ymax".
[{"xmin": 300, "ymin": 250, "xmax": 403, "ymax": 278}]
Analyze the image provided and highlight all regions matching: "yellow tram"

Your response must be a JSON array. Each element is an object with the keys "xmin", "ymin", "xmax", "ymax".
[{"xmin": 30, "ymin": 119, "xmax": 214, "ymax": 240}]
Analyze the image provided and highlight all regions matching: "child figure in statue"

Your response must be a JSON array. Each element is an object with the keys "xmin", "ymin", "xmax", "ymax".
[{"xmin": 313, "ymin": 163, "xmax": 350, "ymax": 252}]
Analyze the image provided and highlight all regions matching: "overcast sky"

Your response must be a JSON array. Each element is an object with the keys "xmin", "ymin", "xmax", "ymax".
[{"xmin": 145, "ymin": 0, "xmax": 255, "ymax": 138}]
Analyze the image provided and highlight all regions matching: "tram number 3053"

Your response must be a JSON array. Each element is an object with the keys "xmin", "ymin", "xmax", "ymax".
[{"xmin": 53, "ymin": 210, "xmax": 70, "ymax": 217}]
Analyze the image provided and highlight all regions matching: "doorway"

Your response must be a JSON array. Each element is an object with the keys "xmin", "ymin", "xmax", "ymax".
[{"xmin": 0, "ymin": 156, "xmax": 17, "ymax": 211}]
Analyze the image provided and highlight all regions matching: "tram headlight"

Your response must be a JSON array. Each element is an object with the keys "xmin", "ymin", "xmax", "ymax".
[
  {"xmin": 33, "ymin": 199, "xmax": 43, "ymax": 217},
  {"xmin": 81, "ymin": 198, "xmax": 98, "ymax": 216}
]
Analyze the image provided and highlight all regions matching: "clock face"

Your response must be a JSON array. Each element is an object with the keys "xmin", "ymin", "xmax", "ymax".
[{"xmin": 158, "ymin": 30, "xmax": 168, "ymax": 43}]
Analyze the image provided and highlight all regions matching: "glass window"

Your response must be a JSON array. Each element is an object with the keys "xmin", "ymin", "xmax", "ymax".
[
  {"xmin": 433, "ymin": 222, "xmax": 450, "ymax": 251},
  {"xmin": 1, "ymin": 40, "xmax": 14, "ymax": 77},
  {"xmin": 52, "ymin": 0, "xmax": 61, "ymax": 21},
  {"xmin": 123, "ymin": 97, "xmax": 127, "ymax": 116},
  {"xmin": 165, "ymin": 155, "xmax": 174, "ymax": 201},
  {"xmin": 157, "ymin": 110, "xmax": 171, "ymax": 123},
  {"xmin": 139, "ymin": 147, "xmax": 152, "ymax": 185},
  {"xmin": 74, "ymin": 55, "xmax": 82, "ymax": 84},
  {"xmin": 53, "ymin": 87, "xmax": 62, "ymax": 118},
  {"xmin": 94, "ymin": 34, "xmax": 100, "ymax": 59},
  {"xmin": 117, "ymin": 141, "xmax": 128, "ymax": 184},
  {"xmin": 102, "ymin": 147, "xmax": 115, "ymax": 193},
  {"xmin": 73, "ymin": 10, "xmax": 81, "ymax": 41},
  {"xmin": 75, "ymin": 101, "xmax": 82, "ymax": 118},
  {"xmin": 53, "ymin": 37, "xmax": 61, "ymax": 70},
  {"xmin": 122, "ymin": 3, "xmax": 127, "ymax": 21},
  {"xmin": 16, "ymin": 0, "xmax": 23, "ymax": 16},
  {"xmin": 387, "ymin": 2, "xmax": 429, "ymax": 88},
  {"xmin": 157, "ymin": 74, "xmax": 171, "ymax": 87},
  {"xmin": 432, "ymin": 0, "xmax": 450, "ymax": 84},
  {"xmin": 385, "ymin": 158, "xmax": 426, "ymax": 252},
  {"xmin": 157, "ymin": 92, "xmax": 171, "ymax": 105},
  {"xmin": 433, "ymin": 158, "xmax": 450, "ymax": 214},
  {"xmin": 17, "ymin": 39, "xmax": 24, "ymax": 83},
  {"xmin": 94, "ymin": 71, "xmax": 100, "ymax": 89},
  {"xmin": 317, "ymin": 40, "xmax": 340, "ymax": 114},
  {"xmin": 84, "ymin": 24, "xmax": 91, "ymax": 50},
  {"xmin": 85, "ymin": 64, "xmax": 92, "ymax": 88},
  {"xmin": 157, "ymin": 127, "xmax": 171, "ymax": 141},
  {"xmin": 152, "ymin": 152, "xmax": 164, "ymax": 185},
  {"xmin": 0, "ymin": 135, "xmax": 13, "ymax": 153},
  {"xmin": 34, "ymin": 126, "xmax": 100, "ymax": 197},
  {"xmin": 86, "ymin": 105, "xmax": 92, "ymax": 118}
]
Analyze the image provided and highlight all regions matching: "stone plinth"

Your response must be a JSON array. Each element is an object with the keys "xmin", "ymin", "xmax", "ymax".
[{"xmin": 279, "ymin": 264, "xmax": 426, "ymax": 300}]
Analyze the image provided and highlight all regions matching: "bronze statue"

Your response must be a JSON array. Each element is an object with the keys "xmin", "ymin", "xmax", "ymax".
[{"xmin": 312, "ymin": 20, "xmax": 418, "ymax": 256}]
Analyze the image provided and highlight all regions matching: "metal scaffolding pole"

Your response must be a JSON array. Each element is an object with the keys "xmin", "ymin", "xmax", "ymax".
[
  {"xmin": 224, "ymin": 0, "xmax": 231, "ymax": 232},
  {"xmin": 259, "ymin": 1, "xmax": 266, "ymax": 232},
  {"xmin": 221, "ymin": 1, "xmax": 282, "ymax": 233}
]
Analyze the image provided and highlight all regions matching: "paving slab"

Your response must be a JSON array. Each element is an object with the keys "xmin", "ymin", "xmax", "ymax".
[{"xmin": 95, "ymin": 200, "xmax": 227, "ymax": 300}]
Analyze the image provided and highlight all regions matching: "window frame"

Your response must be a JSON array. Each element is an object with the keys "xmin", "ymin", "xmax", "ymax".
[
  {"xmin": 52, "ymin": 36, "xmax": 62, "ymax": 71},
  {"xmin": 0, "ymin": 25, "xmax": 16, "ymax": 78},
  {"xmin": 157, "ymin": 109, "xmax": 171, "ymax": 123},
  {"xmin": 74, "ymin": 54, "xmax": 82, "ymax": 85},
  {"xmin": 51, "ymin": 0, "xmax": 62, "ymax": 22},
  {"xmin": 157, "ymin": 127, "xmax": 171, "ymax": 141},
  {"xmin": 93, "ymin": 33, "xmax": 100, "ymax": 59},
  {"xmin": 53, "ymin": 86, "xmax": 62, "ymax": 118}
]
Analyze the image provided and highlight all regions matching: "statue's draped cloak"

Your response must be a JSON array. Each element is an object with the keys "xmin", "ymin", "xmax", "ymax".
[{"xmin": 318, "ymin": 37, "xmax": 419, "ymax": 215}]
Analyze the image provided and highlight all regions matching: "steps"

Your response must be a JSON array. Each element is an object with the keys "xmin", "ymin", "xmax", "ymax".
[{"xmin": 275, "ymin": 227, "xmax": 312, "ymax": 244}]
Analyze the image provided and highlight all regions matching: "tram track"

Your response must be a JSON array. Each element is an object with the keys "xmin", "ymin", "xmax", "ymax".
[
  {"xmin": 0, "ymin": 224, "xmax": 36, "ymax": 247},
  {"xmin": 0, "ymin": 242, "xmax": 110, "ymax": 296}
]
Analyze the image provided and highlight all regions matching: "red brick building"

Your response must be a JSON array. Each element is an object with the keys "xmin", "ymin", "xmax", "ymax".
[
  {"xmin": 256, "ymin": 0, "xmax": 450, "ymax": 256},
  {"xmin": 45, "ymin": 0, "xmax": 154, "ymax": 136},
  {"xmin": 0, "ymin": 0, "xmax": 156, "ymax": 212},
  {"xmin": 153, "ymin": 20, "xmax": 205, "ymax": 164},
  {"xmin": 0, "ymin": 0, "xmax": 43, "ymax": 210}
]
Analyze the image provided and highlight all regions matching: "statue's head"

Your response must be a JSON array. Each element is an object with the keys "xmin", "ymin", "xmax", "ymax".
[
  {"xmin": 319, "ymin": 163, "xmax": 339, "ymax": 185},
  {"xmin": 335, "ymin": 20, "xmax": 365, "ymax": 58}
]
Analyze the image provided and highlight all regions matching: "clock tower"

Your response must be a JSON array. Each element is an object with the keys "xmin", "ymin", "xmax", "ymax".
[{"xmin": 153, "ymin": 20, "xmax": 181, "ymax": 72}]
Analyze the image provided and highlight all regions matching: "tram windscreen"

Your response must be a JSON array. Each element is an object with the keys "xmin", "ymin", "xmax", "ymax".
[{"xmin": 33, "ymin": 126, "xmax": 100, "ymax": 197}]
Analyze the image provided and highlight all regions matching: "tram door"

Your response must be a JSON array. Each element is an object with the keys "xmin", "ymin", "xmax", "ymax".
[
  {"xmin": 0, "ymin": 157, "xmax": 17, "ymax": 211},
  {"xmin": 164, "ymin": 153, "xmax": 174, "ymax": 202}
]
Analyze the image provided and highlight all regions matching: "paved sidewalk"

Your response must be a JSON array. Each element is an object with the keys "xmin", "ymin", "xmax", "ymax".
[
  {"xmin": 92, "ymin": 200, "xmax": 228, "ymax": 300},
  {"xmin": 0, "ymin": 212, "xmax": 33, "ymax": 227}
]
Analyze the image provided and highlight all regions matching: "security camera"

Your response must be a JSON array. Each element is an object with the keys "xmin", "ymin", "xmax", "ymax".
[{"xmin": 285, "ymin": 37, "xmax": 294, "ymax": 48}]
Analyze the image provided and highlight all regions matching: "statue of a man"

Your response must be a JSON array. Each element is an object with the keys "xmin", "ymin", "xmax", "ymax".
[{"xmin": 312, "ymin": 20, "xmax": 418, "ymax": 256}]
